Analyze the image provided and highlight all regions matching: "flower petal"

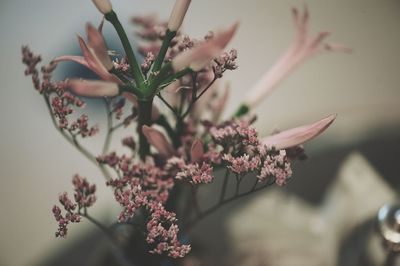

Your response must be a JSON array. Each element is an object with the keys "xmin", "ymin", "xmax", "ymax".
[
  {"xmin": 68, "ymin": 79, "xmax": 119, "ymax": 97},
  {"xmin": 190, "ymin": 139, "xmax": 204, "ymax": 163},
  {"xmin": 172, "ymin": 22, "xmax": 238, "ymax": 71},
  {"xmin": 86, "ymin": 23, "xmax": 114, "ymax": 71},
  {"xmin": 244, "ymin": 6, "xmax": 349, "ymax": 108},
  {"xmin": 53, "ymin": 55, "xmax": 89, "ymax": 68},
  {"xmin": 77, "ymin": 34, "xmax": 122, "ymax": 84},
  {"xmin": 262, "ymin": 114, "xmax": 337, "ymax": 150},
  {"xmin": 142, "ymin": 126, "xmax": 175, "ymax": 157}
]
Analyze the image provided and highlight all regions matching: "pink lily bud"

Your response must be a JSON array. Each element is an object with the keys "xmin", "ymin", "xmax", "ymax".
[
  {"xmin": 92, "ymin": 0, "xmax": 112, "ymax": 14},
  {"xmin": 172, "ymin": 22, "xmax": 238, "ymax": 72},
  {"xmin": 142, "ymin": 126, "xmax": 175, "ymax": 157},
  {"xmin": 190, "ymin": 139, "xmax": 204, "ymax": 163},
  {"xmin": 262, "ymin": 114, "xmax": 336, "ymax": 150},
  {"xmin": 168, "ymin": 0, "xmax": 192, "ymax": 32},
  {"xmin": 68, "ymin": 79, "xmax": 119, "ymax": 97},
  {"xmin": 86, "ymin": 23, "xmax": 114, "ymax": 71}
]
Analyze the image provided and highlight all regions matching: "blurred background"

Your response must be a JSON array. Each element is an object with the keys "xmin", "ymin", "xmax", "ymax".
[{"xmin": 1, "ymin": 0, "xmax": 399, "ymax": 265}]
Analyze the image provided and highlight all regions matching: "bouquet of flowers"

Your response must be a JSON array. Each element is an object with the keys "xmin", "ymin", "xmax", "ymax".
[{"xmin": 21, "ymin": 0, "xmax": 349, "ymax": 265}]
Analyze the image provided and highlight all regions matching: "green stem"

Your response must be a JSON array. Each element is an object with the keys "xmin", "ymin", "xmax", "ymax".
[
  {"xmin": 152, "ymin": 29, "xmax": 176, "ymax": 72},
  {"xmin": 138, "ymin": 98, "xmax": 153, "ymax": 160},
  {"xmin": 105, "ymin": 11, "xmax": 144, "ymax": 86}
]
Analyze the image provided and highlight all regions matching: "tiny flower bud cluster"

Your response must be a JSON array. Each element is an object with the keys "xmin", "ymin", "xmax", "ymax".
[
  {"xmin": 22, "ymin": 47, "xmax": 99, "ymax": 138},
  {"xmin": 52, "ymin": 176, "xmax": 96, "ymax": 238}
]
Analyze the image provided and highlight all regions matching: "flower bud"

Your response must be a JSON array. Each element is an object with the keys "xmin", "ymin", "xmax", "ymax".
[
  {"xmin": 68, "ymin": 80, "xmax": 119, "ymax": 97},
  {"xmin": 92, "ymin": 0, "xmax": 112, "ymax": 14},
  {"xmin": 262, "ymin": 114, "xmax": 337, "ymax": 150},
  {"xmin": 168, "ymin": 0, "xmax": 191, "ymax": 31}
]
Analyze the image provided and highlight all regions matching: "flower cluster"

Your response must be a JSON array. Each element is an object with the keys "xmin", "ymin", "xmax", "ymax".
[
  {"xmin": 52, "ymin": 175, "xmax": 96, "ymax": 238},
  {"xmin": 22, "ymin": 0, "xmax": 348, "ymax": 263}
]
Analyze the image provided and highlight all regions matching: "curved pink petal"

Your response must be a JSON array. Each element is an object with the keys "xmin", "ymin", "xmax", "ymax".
[
  {"xmin": 172, "ymin": 22, "xmax": 238, "ymax": 71},
  {"xmin": 68, "ymin": 79, "xmax": 119, "ymax": 97},
  {"xmin": 53, "ymin": 55, "xmax": 89, "ymax": 68},
  {"xmin": 244, "ymin": 6, "xmax": 350, "ymax": 109},
  {"xmin": 262, "ymin": 114, "xmax": 337, "ymax": 150},
  {"xmin": 190, "ymin": 139, "xmax": 204, "ymax": 163},
  {"xmin": 77, "ymin": 35, "xmax": 122, "ymax": 84},
  {"xmin": 142, "ymin": 126, "xmax": 175, "ymax": 157},
  {"xmin": 86, "ymin": 23, "xmax": 113, "ymax": 71}
]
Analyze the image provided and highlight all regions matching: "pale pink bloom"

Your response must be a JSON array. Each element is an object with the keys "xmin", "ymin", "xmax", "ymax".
[
  {"xmin": 262, "ymin": 114, "xmax": 336, "ymax": 150},
  {"xmin": 168, "ymin": 0, "xmax": 192, "ymax": 31},
  {"xmin": 54, "ymin": 24, "xmax": 120, "ymax": 84},
  {"xmin": 172, "ymin": 22, "xmax": 238, "ymax": 72},
  {"xmin": 190, "ymin": 139, "xmax": 204, "ymax": 163},
  {"xmin": 244, "ymin": 5, "xmax": 350, "ymax": 108},
  {"xmin": 68, "ymin": 80, "xmax": 119, "ymax": 97},
  {"xmin": 142, "ymin": 125, "xmax": 175, "ymax": 157},
  {"xmin": 92, "ymin": 0, "xmax": 112, "ymax": 14}
]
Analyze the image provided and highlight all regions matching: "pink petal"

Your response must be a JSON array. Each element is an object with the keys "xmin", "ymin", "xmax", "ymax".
[
  {"xmin": 244, "ymin": 6, "xmax": 349, "ymax": 108},
  {"xmin": 77, "ymin": 35, "xmax": 122, "ymax": 84},
  {"xmin": 142, "ymin": 126, "xmax": 175, "ymax": 157},
  {"xmin": 190, "ymin": 139, "xmax": 204, "ymax": 163},
  {"xmin": 86, "ymin": 23, "xmax": 114, "ymax": 71},
  {"xmin": 172, "ymin": 22, "xmax": 238, "ymax": 71},
  {"xmin": 262, "ymin": 114, "xmax": 337, "ymax": 150},
  {"xmin": 53, "ymin": 55, "xmax": 90, "ymax": 68},
  {"xmin": 68, "ymin": 79, "xmax": 119, "ymax": 97}
]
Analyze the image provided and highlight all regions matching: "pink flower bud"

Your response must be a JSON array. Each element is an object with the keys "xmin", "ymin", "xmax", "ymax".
[
  {"xmin": 92, "ymin": 0, "xmax": 112, "ymax": 14},
  {"xmin": 168, "ymin": 0, "xmax": 191, "ymax": 31},
  {"xmin": 86, "ymin": 23, "xmax": 114, "ymax": 71},
  {"xmin": 262, "ymin": 114, "xmax": 336, "ymax": 150},
  {"xmin": 68, "ymin": 80, "xmax": 119, "ymax": 97}
]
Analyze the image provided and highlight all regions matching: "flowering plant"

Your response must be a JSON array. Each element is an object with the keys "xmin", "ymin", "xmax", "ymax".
[{"xmin": 22, "ymin": 0, "xmax": 349, "ymax": 264}]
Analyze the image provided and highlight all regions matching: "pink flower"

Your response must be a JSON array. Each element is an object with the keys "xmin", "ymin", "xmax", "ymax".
[
  {"xmin": 54, "ymin": 24, "xmax": 120, "ymax": 84},
  {"xmin": 168, "ymin": 0, "xmax": 192, "ymax": 31},
  {"xmin": 172, "ymin": 22, "xmax": 238, "ymax": 71},
  {"xmin": 244, "ymin": 5, "xmax": 351, "ymax": 108},
  {"xmin": 262, "ymin": 114, "xmax": 336, "ymax": 150}
]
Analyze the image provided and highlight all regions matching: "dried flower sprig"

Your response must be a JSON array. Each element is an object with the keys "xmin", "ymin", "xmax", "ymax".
[{"xmin": 22, "ymin": 0, "xmax": 349, "ymax": 264}]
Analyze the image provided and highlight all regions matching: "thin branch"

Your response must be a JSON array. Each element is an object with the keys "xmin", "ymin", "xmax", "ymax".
[
  {"xmin": 184, "ymin": 177, "xmax": 275, "ymax": 231},
  {"xmin": 181, "ymin": 77, "xmax": 218, "ymax": 119},
  {"xmin": 219, "ymin": 169, "xmax": 230, "ymax": 203},
  {"xmin": 157, "ymin": 93, "xmax": 179, "ymax": 118},
  {"xmin": 102, "ymin": 98, "xmax": 113, "ymax": 155},
  {"xmin": 43, "ymin": 94, "xmax": 112, "ymax": 180}
]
